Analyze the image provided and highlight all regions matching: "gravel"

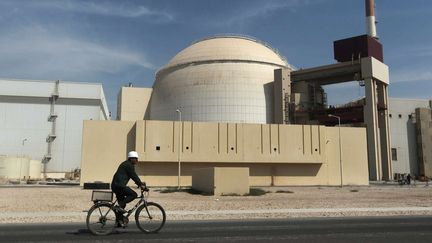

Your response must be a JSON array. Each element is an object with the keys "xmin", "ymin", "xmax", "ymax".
[{"xmin": 1, "ymin": 185, "xmax": 432, "ymax": 224}]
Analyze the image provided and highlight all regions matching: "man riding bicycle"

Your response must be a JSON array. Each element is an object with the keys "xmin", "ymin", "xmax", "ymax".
[{"xmin": 111, "ymin": 151, "xmax": 146, "ymax": 224}]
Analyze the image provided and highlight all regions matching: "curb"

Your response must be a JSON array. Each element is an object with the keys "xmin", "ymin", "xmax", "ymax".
[{"xmin": 2, "ymin": 207, "xmax": 432, "ymax": 218}]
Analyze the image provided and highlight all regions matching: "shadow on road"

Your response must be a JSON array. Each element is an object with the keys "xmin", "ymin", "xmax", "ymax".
[
  {"xmin": 65, "ymin": 228, "xmax": 134, "ymax": 236},
  {"xmin": 65, "ymin": 228, "xmax": 91, "ymax": 236}
]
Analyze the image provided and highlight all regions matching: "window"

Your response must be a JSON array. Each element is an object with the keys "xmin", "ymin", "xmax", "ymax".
[
  {"xmin": 391, "ymin": 148, "xmax": 398, "ymax": 161},
  {"xmin": 398, "ymin": 114, "xmax": 402, "ymax": 118},
  {"xmin": 389, "ymin": 114, "xmax": 392, "ymax": 118}
]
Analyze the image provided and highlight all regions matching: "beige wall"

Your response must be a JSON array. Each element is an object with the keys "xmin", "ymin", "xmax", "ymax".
[
  {"xmin": 134, "ymin": 121, "xmax": 326, "ymax": 164},
  {"xmin": 192, "ymin": 167, "xmax": 249, "ymax": 195},
  {"xmin": 80, "ymin": 121, "xmax": 137, "ymax": 184},
  {"xmin": 325, "ymin": 127, "xmax": 369, "ymax": 185},
  {"xmin": 117, "ymin": 87, "xmax": 152, "ymax": 121},
  {"xmin": 214, "ymin": 167, "xmax": 249, "ymax": 195},
  {"xmin": 81, "ymin": 120, "xmax": 369, "ymax": 186}
]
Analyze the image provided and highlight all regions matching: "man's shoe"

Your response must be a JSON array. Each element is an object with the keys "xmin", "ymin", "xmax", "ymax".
[
  {"xmin": 113, "ymin": 205, "xmax": 127, "ymax": 214},
  {"xmin": 116, "ymin": 217, "xmax": 128, "ymax": 228}
]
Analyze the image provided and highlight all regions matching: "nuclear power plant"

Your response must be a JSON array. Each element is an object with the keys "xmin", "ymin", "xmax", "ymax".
[
  {"xmin": 80, "ymin": 0, "xmax": 400, "ymax": 188},
  {"xmin": 1, "ymin": 1, "xmax": 431, "ymax": 187}
]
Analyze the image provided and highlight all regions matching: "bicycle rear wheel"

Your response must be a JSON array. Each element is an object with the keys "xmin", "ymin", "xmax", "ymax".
[
  {"xmin": 135, "ymin": 202, "xmax": 166, "ymax": 233},
  {"xmin": 86, "ymin": 203, "xmax": 117, "ymax": 235}
]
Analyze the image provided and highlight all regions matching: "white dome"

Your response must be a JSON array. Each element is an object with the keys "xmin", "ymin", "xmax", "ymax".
[
  {"xmin": 163, "ymin": 36, "xmax": 288, "ymax": 69},
  {"xmin": 149, "ymin": 35, "xmax": 291, "ymax": 124}
]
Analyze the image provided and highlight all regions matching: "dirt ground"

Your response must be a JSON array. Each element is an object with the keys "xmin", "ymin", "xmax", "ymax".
[{"xmin": 1, "ymin": 184, "xmax": 432, "ymax": 223}]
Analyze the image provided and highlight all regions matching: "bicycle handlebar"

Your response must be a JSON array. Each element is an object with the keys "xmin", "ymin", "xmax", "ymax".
[{"xmin": 137, "ymin": 185, "xmax": 149, "ymax": 192}]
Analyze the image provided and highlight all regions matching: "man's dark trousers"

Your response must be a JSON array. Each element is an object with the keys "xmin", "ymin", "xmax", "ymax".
[{"xmin": 113, "ymin": 186, "xmax": 137, "ymax": 208}]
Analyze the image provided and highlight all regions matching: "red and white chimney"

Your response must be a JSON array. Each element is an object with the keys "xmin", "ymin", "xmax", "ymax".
[{"xmin": 365, "ymin": 0, "xmax": 377, "ymax": 38}]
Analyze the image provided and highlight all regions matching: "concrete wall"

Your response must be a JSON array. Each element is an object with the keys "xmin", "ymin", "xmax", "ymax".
[
  {"xmin": 80, "ymin": 121, "xmax": 136, "ymax": 184},
  {"xmin": 0, "ymin": 79, "xmax": 109, "ymax": 173},
  {"xmin": 81, "ymin": 120, "xmax": 369, "ymax": 186},
  {"xmin": 416, "ymin": 108, "xmax": 432, "ymax": 177},
  {"xmin": 214, "ymin": 167, "xmax": 249, "ymax": 195},
  {"xmin": 389, "ymin": 98, "xmax": 431, "ymax": 176},
  {"xmin": 192, "ymin": 167, "xmax": 249, "ymax": 195},
  {"xmin": 134, "ymin": 121, "xmax": 326, "ymax": 164},
  {"xmin": 117, "ymin": 87, "xmax": 152, "ymax": 121}
]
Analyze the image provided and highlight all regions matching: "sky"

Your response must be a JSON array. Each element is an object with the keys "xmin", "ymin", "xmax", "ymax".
[{"xmin": 0, "ymin": 0, "xmax": 431, "ymax": 116}]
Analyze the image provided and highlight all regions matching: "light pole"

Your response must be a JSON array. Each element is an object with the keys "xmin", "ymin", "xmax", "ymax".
[
  {"xmin": 20, "ymin": 138, "xmax": 28, "ymax": 182},
  {"xmin": 176, "ymin": 108, "xmax": 182, "ymax": 190},
  {"xmin": 328, "ymin": 114, "xmax": 343, "ymax": 187}
]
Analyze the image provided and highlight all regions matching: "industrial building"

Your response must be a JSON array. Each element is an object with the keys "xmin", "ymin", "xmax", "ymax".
[
  {"xmin": 0, "ymin": 79, "xmax": 109, "ymax": 179},
  {"xmin": 66, "ymin": 0, "xmax": 431, "ymax": 186},
  {"xmin": 388, "ymin": 98, "xmax": 432, "ymax": 178},
  {"xmin": 80, "ymin": 2, "xmax": 395, "ymax": 187},
  {"xmin": 81, "ymin": 33, "xmax": 387, "ymax": 186},
  {"xmin": 1, "ymin": 0, "xmax": 429, "ymax": 188}
]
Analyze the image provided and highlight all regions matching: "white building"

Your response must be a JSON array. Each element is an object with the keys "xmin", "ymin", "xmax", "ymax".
[
  {"xmin": 149, "ymin": 35, "xmax": 292, "ymax": 124},
  {"xmin": 0, "ymin": 79, "xmax": 109, "ymax": 176},
  {"xmin": 389, "ymin": 98, "xmax": 432, "ymax": 177}
]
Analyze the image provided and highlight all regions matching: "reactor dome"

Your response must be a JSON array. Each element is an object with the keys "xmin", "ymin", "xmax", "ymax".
[{"xmin": 149, "ymin": 35, "xmax": 291, "ymax": 124}]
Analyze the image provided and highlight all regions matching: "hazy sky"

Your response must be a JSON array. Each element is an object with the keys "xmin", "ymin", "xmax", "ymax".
[{"xmin": 0, "ymin": 0, "xmax": 431, "ymax": 115}]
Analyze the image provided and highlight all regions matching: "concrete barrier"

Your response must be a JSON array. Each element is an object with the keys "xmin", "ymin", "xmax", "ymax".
[{"xmin": 192, "ymin": 167, "xmax": 249, "ymax": 196}]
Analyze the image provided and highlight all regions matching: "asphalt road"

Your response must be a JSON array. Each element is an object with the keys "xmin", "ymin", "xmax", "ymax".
[{"xmin": 1, "ymin": 216, "xmax": 432, "ymax": 242}]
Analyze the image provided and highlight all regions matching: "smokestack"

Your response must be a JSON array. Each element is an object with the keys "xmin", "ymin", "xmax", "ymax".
[{"xmin": 365, "ymin": 0, "xmax": 377, "ymax": 38}]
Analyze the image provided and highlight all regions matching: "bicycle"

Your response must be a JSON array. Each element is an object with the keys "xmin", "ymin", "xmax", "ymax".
[{"xmin": 86, "ymin": 187, "xmax": 166, "ymax": 236}]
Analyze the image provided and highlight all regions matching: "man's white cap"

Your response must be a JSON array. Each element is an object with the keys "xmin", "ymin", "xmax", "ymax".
[{"xmin": 128, "ymin": 151, "xmax": 139, "ymax": 159}]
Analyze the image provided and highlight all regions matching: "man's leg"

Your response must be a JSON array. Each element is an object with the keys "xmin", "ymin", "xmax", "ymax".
[
  {"xmin": 116, "ymin": 187, "xmax": 137, "ymax": 209},
  {"xmin": 115, "ymin": 188, "xmax": 127, "ymax": 208},
  {"xmin": 122, "ymin": 187, "xmax": 138, "ymax": 207},
  {"xmin": 112, "ymin": 190, "xmax": 126, "ymax": 226}
]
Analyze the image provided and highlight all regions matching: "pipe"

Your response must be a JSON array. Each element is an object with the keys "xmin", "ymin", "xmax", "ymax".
[{"xmin": 365, "ymin": 0, "xmax": 377, "ymax": 38}]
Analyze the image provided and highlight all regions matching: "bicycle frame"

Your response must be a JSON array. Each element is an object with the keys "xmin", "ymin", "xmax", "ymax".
[
  {"xmin": 122, "ymin": 190, "xmax": 148, "ymax": 218},
  {"xmin": 97, "ymin": 189, "xmax": 149, "ymax": 220}
]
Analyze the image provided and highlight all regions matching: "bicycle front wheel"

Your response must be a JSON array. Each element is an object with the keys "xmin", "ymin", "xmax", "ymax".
[
  {"xmin": 135, "ymin": 202, "xmax": 166, "ymax": 233},
  {"xmin": 86, "ymin": 203, "xmax": 117, "ymax": 236}
]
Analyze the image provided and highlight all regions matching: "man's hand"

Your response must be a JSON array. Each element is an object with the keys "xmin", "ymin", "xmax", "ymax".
[{"xmin": 140, "ymin": 182, "xmax": 148, "ymax": 191}]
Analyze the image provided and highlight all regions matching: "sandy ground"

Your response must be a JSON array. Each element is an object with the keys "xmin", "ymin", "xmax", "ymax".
[{"xmin": 1, "ymin": 184, "xmax": 432, "ymax": 224}]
